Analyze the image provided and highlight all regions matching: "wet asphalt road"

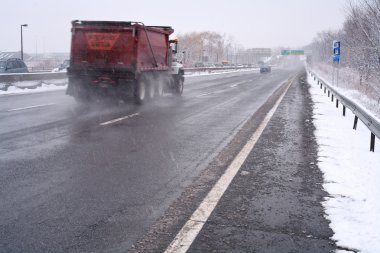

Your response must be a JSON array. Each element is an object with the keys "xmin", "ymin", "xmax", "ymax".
[
  {"xmin": 128, "ymin": 72, "xmax": 337, "ymax": 253},
  {"xmin": 0, "ymin": 69, "xmax": 297, "ymax": 252}
]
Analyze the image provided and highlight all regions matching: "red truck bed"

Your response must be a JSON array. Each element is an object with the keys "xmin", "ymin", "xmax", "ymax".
[{"xmin": 70, "ymin": 20, "xmax": 174, "ymax": 78}]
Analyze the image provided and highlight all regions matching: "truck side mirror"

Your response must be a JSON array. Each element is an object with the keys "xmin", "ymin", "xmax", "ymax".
[
  {"xmin": 172, "ymin": 43, "xmax": 178, "ymax": 54},
  {"xmin": 169, "ymin": 39, "xmax": 178, "ymax": 54}
]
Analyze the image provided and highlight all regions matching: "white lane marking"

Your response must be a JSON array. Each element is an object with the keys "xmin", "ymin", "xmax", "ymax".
[
  {"xmin": 164, "ymin": 77, "xmax": 295, "ymax": 253},
  {"xmin": 99, "ymin": 113, "xmax": 139, "ymax": 126},
  {"xmin": 197, "ymin": 80, "xmax": 251, "ymax": 96},
  {"xmin": 7, "ymin": 103, "xmax": 57, "ymax": 112},
  {"xmin": 196, "ymin": 92, "xmax": 214, "ymax": 97},
  {"xmin": 229, "ymin": 80, "xmax": 248, "ymax": 88}
]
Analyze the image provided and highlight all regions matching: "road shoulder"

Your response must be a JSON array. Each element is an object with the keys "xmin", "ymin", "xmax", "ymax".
[{"xmin": 187, "ymin": 72, "xmax": 336, "ymax": 252}]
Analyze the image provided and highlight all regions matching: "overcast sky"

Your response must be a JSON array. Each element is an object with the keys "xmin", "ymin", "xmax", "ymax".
[{"xmin": 1, "ymin": 0, "xmax": 347, "ymax": 53}]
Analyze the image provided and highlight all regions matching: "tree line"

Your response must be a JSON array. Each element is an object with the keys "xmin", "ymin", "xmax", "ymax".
[
  {"xmin": 307, "ymin": 0, "xmax": 380, "ymax": 94},
  {"xmin": 177, "ymin": 31, "xmax": 264, "ymax": 67}
]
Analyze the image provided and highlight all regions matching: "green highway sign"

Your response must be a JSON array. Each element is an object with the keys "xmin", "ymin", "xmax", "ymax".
[{"xmin": 281, "ymin": 50, "xmax": 304, "ymax": 56}]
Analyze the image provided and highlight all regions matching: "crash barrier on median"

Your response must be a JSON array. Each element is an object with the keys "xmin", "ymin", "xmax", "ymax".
[
  {"xmin": 184, "ymin": 66, "xmax": 258, "ymax": 74},
  {"xmin": 308, "ymin": 69, "xmax": 380, "ymax": 152},
  {"xmin": 0, "ymin": 72, "xmax": 68, "ymax": 91},
  {"xmin": 0, "ymin": 72, "xmax": 67, "ymax": 82},
  {"xmin": 0, "ymin": 66, "xmax": 255, "ymax": 82},
  {"xmin": 0, "ymin": 67, "xmax": 258, "ymax": 91}
]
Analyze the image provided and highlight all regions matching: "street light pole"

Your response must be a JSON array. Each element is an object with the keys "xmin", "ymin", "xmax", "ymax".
[{"xmin": 21, "ymin": 24, "xmax": 28, "ymax": 60}]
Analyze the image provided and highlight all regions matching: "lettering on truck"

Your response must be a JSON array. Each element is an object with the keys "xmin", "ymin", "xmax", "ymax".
[{"xmin": 85, "ymin": 33, "xmax": 120, "ymax": 50}]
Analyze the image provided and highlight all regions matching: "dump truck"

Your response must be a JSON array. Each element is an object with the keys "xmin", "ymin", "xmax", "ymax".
[{"xmin": 66, "ymin": 20, "xmax": 184, "ymax": 104}]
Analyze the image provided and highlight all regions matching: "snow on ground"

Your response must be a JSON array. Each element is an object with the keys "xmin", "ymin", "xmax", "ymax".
[
  {"xmin": 311, "ymin": 64, "xmax": 380, "ymax": 119},
  {"xmin": 0, "ymin": 82, "xmax": 67, "ymax": 96},
  {"xmin": 308, "ymin": 72, "xmax": 380, "ymax": 253}
]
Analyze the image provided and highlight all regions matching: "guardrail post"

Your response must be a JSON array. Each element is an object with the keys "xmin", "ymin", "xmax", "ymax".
[
  {"xmin": 353, "ymin": 115, "xmax": 358, "ymax": 130},
  {"xmin": 309, "ymin": 69, "xmax": 380, "ymax": 153},
  {"xmin": 370, "ymin": 133, "xmax": 375, "ymax": 152}
]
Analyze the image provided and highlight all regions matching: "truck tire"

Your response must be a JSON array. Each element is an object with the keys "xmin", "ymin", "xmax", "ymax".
[
  {"xmin": 74, "ymin": 93, "xmax": 90, "ymax": 104},
  {"xmin": 134, "ymin": 78, "xmax": 147, "ymax": 104},
  {"xmin": 175, "ymin": 76, "xmax": 184, "ymax": 95},
  {"xmin": 147, "ymin": 82, "xmax": 155, "ymax": 100},
  {"xmin": 156, "ymin": 80, "xmax": 164, "ymax": 97},
  {"xmin": 67, "ymin": 79, "xmax": 91, "ymax": 105}
]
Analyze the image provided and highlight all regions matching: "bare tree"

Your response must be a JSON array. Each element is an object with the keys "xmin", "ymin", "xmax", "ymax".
[{"xmin": 308, "ymin": 0, "xmax": 380, "ymax": 98}]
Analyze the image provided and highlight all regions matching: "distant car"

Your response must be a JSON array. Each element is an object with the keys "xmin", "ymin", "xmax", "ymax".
[
  {"xmin": 260, "ymin": 65, "xmax": 271, "ymax": 73},
  {"xmin": 0, "ymin": 58, "xmax": 29, "ymax": 73},
  {"xmin": 52, "ymin": 59, "xmax": 70, "ymax": 72}
]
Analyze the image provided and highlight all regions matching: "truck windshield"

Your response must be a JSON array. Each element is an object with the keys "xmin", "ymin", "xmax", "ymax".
[{"xmin": 0, "ymin": 61, "xmax": 6, "ymax": 68}]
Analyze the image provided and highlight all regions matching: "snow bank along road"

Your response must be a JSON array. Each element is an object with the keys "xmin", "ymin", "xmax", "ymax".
[
  {"xmin": 308, "ymin": 73, "xmax": 380, "ymax": 253},
  {"xmin": 0, "ymin": 68, "xmax": 318, "ymax": 252}
]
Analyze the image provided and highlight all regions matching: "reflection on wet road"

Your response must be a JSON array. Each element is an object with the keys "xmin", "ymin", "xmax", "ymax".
[{"xmin": 0, "ymin": 68, "xmax": 296, "ymax": 252}]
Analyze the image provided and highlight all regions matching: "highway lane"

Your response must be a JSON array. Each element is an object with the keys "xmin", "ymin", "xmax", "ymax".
[{"xmin": 0, "ymin": 68, "xmax": 297, "ymax": 252}]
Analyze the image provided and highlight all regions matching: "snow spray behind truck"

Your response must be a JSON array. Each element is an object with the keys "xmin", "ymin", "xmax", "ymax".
[{"xmin": 66, "ymin": 20, "xmax": 184, "ymax": 104}]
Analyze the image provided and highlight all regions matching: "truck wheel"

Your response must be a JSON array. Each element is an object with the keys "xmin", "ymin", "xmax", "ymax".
[
  {"xmin": 73, "ymin": 87, "xmax": 91, "ymax": 105},
  {"xmin": 134, "ymin": 79, "xmax": 146, "ymax": 104},
  {"xmin": 147, "ymin": 82, "xmax": 155, "ymax": 100},
  {"xmin": 156, "ymin": 81, "xmax": 164, "ymax": 97},
  {"xmin": 74, "ymin": 94, "xmax": 90, "ymax": 104},
  {"xmin": 175, "ymin": 77, "xmax": 184, "ymax": 95}
]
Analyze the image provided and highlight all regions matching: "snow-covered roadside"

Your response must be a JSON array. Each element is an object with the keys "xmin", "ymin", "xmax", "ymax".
[
  {"xmin": 311, "ymin": 64, "xmax": 380, "ymax": 119},
  {"xmin": 0, "ymin": 68, "xmax": 258, "ymax": 97},
  {"xmin": 308, "ymin": 72, "xmax": 380, "ymax": 253},
  {"xmin": 0, "ymin": 81, "xmax": 67, "ymax": 96}
]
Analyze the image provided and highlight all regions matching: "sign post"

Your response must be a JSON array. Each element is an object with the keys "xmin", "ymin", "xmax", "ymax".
[{"xmin": 332, "ymin": 40, "xmax": 340, "ymax": 87}]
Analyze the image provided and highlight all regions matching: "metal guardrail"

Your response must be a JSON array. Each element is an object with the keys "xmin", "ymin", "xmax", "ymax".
[
  {"xmin": 0, "ymin": 66, "xmax": 257, "ymax": 82},
  {"xmin": 29, "ymin": 67, "xmax": 55, "ymax": 72},
  {"xmin": 308, "ymin": 69, "xmax": 380, "ymax": 152},
  {"xmin": 0, "ymin": 66, "xmax": 258, "ymax": 92},
  {"xmin": 184, "ymin": 66, "xmax": 258, "ymax": 73},
  {"xmin": 0, "ymin": 72, "xmax": 67, "ymax": 83}
]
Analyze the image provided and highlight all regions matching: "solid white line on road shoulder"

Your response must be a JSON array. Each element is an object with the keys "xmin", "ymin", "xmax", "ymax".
[
  {"xmin": 99, "ymin": 113, "xmax": 140, "ymax": 126},
  {"xmin": 164, "ymin": 77, "xmax": 295, "ymax": 253},
  {"xmin": 7, "ymin": 103, "xmax": 57, "ymax": 112}
]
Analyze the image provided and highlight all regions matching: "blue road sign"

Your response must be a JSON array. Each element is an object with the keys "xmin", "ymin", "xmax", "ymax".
[
  {"xmin": 333, "ymin": 40, "xmax": 341, "ymax": 64},
  {"xmin": 333, "ymin": 55, "xmax": 340, "ymax": 64},
  {"xmin": 333, "ymin": 40, "xmax": 340, "ymax": 55},
  {"xmin": 333, "ymin": 41, "xmax": 340, "ymax": 49}
]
